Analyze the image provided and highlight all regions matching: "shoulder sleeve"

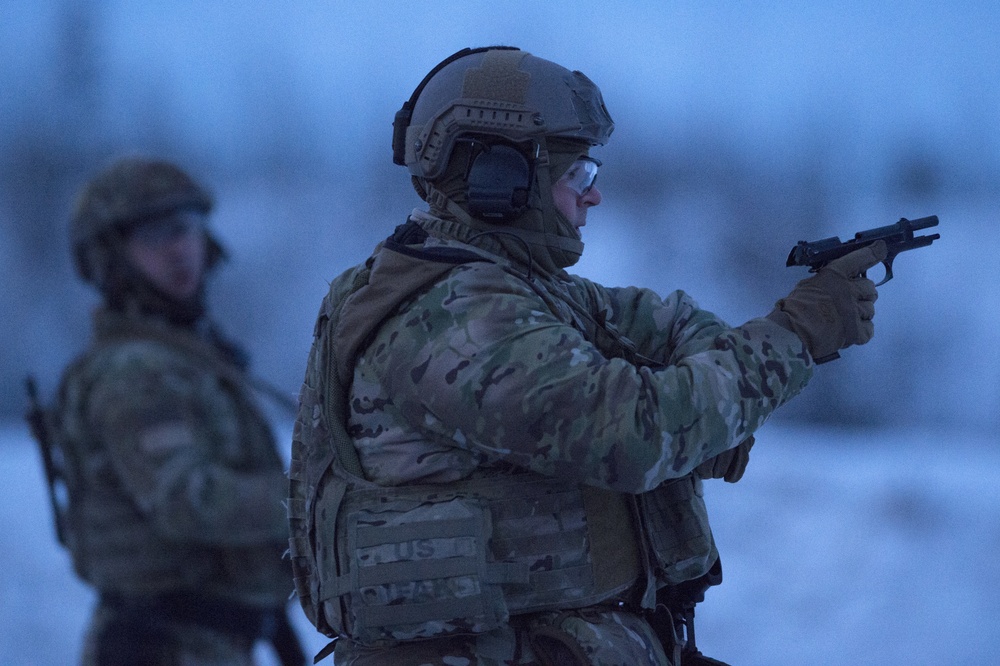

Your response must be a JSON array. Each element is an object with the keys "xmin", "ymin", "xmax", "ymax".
[
  {"xmin": 85, "ymin": 341, "xmax": 288, "ymax": 545},
  {"xmin": 366, "ymin": 264, "xmax": 814, "ymax": 494}
]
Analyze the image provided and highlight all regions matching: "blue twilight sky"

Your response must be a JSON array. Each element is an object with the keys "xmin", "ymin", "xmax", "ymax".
[{"xmin": 1, "ymin": 0, "xmax": 997, "ymax": 429}]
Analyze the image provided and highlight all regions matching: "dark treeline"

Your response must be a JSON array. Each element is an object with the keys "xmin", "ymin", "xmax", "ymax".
[{"xmin": 2, "ymin": 2, "xmax": 996, "ymax": 433}]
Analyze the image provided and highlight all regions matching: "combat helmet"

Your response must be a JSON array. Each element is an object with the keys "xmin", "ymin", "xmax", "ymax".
[
  {"xmin": 391, "ymin": 47, "xmax": 613, "ymax": 232},
  {"xmin": 393, "ymin": 46, "xmax": 613, "ymax": 179},
  {"xmin": 70, "ymin": 157, "xmax": 222, "ymax": 287}
]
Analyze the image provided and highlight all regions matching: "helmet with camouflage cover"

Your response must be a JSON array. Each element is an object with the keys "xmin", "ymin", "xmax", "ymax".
[
  {"xmin": 70, "ymin": 157, "xmax": 222, "ymax": 287},
  {"xmin": 391, "ymin": 47, "xmax": 614, "ymax": 273}
]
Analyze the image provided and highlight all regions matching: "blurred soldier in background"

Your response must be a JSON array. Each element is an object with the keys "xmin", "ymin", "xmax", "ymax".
[
  {"xmin": 39, "ymin": 157, "xmax": 304, "ymax": 665},
  {"xmin": 287, "ymin": 47, "xmax": 885, "ymax": 665}
]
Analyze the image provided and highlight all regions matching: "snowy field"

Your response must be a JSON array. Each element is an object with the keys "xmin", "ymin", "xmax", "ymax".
[{"xmin": 2, "ymin": 419, "xmax": 997, "ymax": 665}]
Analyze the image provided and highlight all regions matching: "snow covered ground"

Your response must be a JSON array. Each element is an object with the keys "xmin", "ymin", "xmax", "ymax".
[
  {"xmin": 698, "ymin": 424, "xmax": 1000, "ymax": 665},
  {"xmin": 2, "ymin": 419, "xmax": 997, "ymax": 665}
]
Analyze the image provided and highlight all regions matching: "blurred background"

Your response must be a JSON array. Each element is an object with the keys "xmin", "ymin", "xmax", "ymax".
[
  {"xmin": 1, "ymin": 1, "xmax": 997, "ymax": 664},
  {"xmin": 4, "ymin": 0, "xmax": 998, "ymax": 430}
]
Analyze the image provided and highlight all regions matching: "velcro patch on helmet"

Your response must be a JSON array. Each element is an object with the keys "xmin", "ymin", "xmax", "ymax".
[{"xmin": 462, "ymin": 49, "xmax": 530, "ymax": 104}]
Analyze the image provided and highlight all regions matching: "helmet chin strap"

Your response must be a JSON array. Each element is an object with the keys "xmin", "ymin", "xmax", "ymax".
[{"xmin": 532, "ymin": 138, "xmax": 584, "ymax": 268}]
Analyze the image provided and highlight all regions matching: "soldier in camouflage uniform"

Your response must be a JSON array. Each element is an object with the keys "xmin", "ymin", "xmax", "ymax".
[
  {"xmin": 287, "ymin": 47, "xmax": 885, "ymax": 666},
  {"xmin": 52, "ymin": 158, "xmax": 305, "ymax": 665}
]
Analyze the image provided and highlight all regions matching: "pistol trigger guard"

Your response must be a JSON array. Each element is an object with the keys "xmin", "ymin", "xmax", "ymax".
[{"xmin": 874, "ymin": 257, "xmax": 894, "ymax": 286}]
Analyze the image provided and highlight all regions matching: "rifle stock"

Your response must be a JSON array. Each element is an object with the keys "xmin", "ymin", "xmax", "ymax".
[{"xmin": 24, "ymin": 375, "xmax": 68, "ymax": 546}]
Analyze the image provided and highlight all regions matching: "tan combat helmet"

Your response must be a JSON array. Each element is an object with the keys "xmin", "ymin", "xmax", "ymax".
[
  {"xmin": 392, "ymin": 46, "xmax": 614, "ymax": 182},
  {"xmin": 70, "ymin": 157, "xmax": 220, "ymax": 287},
  {"xmin": 390, "ymin": 47, "xmax": 613, "ymax": 271}
]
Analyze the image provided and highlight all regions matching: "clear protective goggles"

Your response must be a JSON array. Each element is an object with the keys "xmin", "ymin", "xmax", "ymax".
[
  {"xmin": 557, "ymin": 156, "xmax": 601, "ymax": 196},
  {"xmin": 128, "ymin": 210, "xmax": 206, "ymax": 247}
]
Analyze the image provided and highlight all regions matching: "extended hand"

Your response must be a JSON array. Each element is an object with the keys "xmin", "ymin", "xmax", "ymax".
[{"xmin": 768, "ymin": 240, "xmax": 886, "ymax": 362}]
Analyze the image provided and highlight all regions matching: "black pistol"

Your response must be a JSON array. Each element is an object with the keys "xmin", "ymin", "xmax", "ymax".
[{"xmin": 786, "ymin": 215, "xmax": 940, "ymax": 285}]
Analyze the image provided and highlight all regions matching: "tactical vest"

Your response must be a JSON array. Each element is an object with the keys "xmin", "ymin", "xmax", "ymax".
[
  {"xmin": 54, "ymin": 310, "xmax": 287, "ymax": 600},
  {"xmin": 288, "ymin": 223, "xmax": 717, "ymax": 647}
]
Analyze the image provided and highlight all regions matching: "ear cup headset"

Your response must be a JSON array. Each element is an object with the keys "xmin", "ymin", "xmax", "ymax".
[{"xmin": 465, "ymin": 142, "xmax": 533, "ymax": 220}]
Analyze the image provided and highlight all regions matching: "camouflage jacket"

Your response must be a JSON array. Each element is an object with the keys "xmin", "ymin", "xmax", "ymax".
[
  {"xmin": 56, "ymin": 306, "xmax": 291, "ymax": 606},
  {"xmin": 346, "ymin": 214, "xmax": 815, "ymax": 491},
  {"xmin": 290, "ymin": 213, "xmax": 815, "ymax": 649}
]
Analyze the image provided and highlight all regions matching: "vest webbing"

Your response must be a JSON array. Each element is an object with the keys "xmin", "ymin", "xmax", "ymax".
[
  {"xmin": 327, "ymin": 474, "xmax": 640, "ymax": 646},
  {"xmin": 289, "ymin": 228, "xmax": 493, "ymax": 636},
  {"xmin": 289, "ymin": 222, "xmax": 716, "ymax": 645}
]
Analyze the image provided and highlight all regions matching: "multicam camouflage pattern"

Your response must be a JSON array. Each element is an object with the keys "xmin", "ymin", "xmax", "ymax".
[
  {"xmin": 289, "ymin": 249, "xmax": 643, "ymax": 650},
  {"xmin": 347, "ymin": 220, "xmax": 813, "ymax": 492},
  {"xmin": 637, "ymin": 475, "xmax": 717, "ymax": 587},
  {"xmin": 292, "ymin": 212, "xmax": 814, "ymax": 663},
  {"xmin": 56, "ymin": 306, "xmax": 291, "ymax": 606},
  {"xmin": 334, "ymin": 607, "xmax": 669, "ymax": 665},
  {"xmin": 527, "ymin": 608, "xmax": 673, "ymax": 666},
  {"xmin": 328, "ymin": 473, "xmax": 641, "ymax": 646}
]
